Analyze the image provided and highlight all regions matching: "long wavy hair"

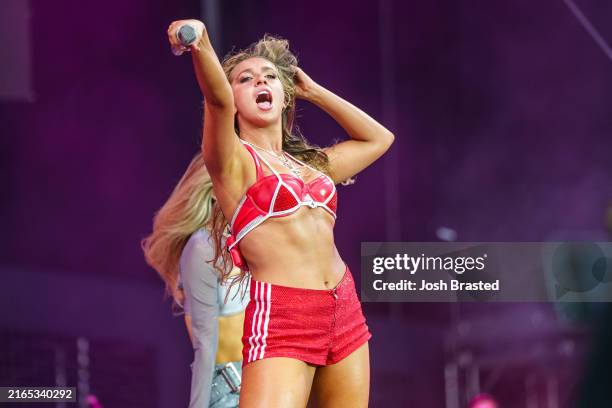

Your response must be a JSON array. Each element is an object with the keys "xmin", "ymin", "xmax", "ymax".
[
  {"xmin": 210, "ymin": 35, "xmax": 331, "ymax": 284},
  {"xmin": 141, "ymin": 152, "xmax": 215, "ymax": 308}
]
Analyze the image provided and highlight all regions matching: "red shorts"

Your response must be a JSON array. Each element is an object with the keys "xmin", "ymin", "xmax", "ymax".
[{"xmin": 242, "ymin": 266, "xmax": 371, "ymax": 367}]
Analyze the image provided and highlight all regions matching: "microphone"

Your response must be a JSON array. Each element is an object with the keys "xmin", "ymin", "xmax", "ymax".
[
  {"xmin": 172, "ymin": 24, "xmax": 198, "ymax": 56},
  {"xmin": 177, "ymin": 25, "xmax": 197, "ymax": 46}
]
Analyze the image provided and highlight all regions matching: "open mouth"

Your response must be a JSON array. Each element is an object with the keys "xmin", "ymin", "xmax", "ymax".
[{"xmin": 255, "ymin": 90, "xmax": 273, "ymax": 111}]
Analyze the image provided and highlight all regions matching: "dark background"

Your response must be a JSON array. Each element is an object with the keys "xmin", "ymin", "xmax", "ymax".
[{"xmin": 1, "ymin": 0, "xmax": 611, "ymax": 406}]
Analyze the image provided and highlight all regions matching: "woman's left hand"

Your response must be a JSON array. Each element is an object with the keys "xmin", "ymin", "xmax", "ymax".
[{"xmin": 293, "ymin": 67, "xmax": 319, "ymax": 101}]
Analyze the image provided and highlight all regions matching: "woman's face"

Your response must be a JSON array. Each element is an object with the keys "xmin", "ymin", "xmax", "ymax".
[{"xmin": 230, "ymin": 57, "xmax": 286, "ymax": 128}]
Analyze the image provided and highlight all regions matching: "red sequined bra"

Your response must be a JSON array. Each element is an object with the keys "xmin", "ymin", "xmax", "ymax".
[{"xmin": 226, "ymin": 141, "xmax": 338, "ymax": 270}]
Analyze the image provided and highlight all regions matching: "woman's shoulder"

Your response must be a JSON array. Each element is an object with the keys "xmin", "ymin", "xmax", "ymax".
[
  {"xmin": 183, "ymin": 229, "xmax": 215, "ymax": 257},
  {"xmin": 180, "ymin": 229, "xmax": 219, "ymax": 283}
]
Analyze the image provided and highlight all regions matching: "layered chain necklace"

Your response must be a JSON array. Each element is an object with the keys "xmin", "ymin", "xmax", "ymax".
[{"xmin": 246, "ymin": 141, "xmax": 303, "ymax": 179}]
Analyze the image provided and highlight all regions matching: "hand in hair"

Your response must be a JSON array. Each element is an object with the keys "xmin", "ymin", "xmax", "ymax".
[
  {"xmin": 167, "ymin": 19, "xmax": 206, "ymax": 55},
  {"xmin": 292, "ymin": 66, "xmax": 319, "ymax": 101}
]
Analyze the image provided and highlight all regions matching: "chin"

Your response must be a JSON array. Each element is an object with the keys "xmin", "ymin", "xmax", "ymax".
[{"xmin": 241, "ymin": 110, "xmax": 282, "ymax": 127}]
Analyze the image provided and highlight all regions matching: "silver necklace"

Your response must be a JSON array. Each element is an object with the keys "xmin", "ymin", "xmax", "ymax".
[{"xmin": 246, "ymin": 142, "xmax": 303, "ymax": 178}]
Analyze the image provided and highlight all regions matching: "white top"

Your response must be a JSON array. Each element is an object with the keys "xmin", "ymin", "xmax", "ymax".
[{"xmin": 179, "ymin": 229, "xmax": 249, "ymax": 407}]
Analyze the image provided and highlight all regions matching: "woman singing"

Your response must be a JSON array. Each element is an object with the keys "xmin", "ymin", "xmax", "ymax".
[
  {"xmin": 142, "ymin": 153, "xmax": 249, "ymax": 407},
  {"xmin": 167, "ymin": 20, "xmax": 394, "ymax": 407}
]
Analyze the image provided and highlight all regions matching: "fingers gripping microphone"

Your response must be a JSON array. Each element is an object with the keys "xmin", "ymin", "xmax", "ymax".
[{"xmin": 172, "ymin": 24, "xmax": 197, "ymax": 56}]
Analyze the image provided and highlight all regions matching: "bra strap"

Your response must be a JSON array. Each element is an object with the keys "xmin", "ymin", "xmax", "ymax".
[
  {"xmin": 242, "ymin": 143, "xmax": 264, "ymax": 180},
  {"xmin": 241, "ymin": 140, "xmax": 283, "ymax": 180}
]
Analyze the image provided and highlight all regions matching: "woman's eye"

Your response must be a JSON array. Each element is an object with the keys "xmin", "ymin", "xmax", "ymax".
[
  {"xmin": 266, "ymin": 74, "xmax": 277, "ymax": 79},
  {"xmin": 239, "ymin": 76, "xmax": 252, "ymax": 83}
]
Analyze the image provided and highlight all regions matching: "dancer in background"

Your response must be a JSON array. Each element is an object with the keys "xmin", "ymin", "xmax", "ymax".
[
  {"xmin": 167, "ymin": 19, "xmax": 394, "ymax": 407},
  {"xmin": 142, "ymin": 153, "xmax": 248, "ymax": 407}
]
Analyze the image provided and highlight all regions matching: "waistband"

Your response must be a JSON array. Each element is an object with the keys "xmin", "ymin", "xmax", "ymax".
[
  {"xmin": 214, "ymin": 360, "xmax": 242, "ymax": 371},
  {"xmin": 249, "ymin": 264, "xmax": 350, "ymax": 297}
]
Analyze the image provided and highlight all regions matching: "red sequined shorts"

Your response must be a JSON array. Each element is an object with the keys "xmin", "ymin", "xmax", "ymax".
[{"xmin": 242, "ymin": 266, "xmax": 371, "ymax": 367}]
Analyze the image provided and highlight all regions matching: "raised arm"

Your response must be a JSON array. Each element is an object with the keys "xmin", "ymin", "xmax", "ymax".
[
  {"xmin": 167, "ymin": 20, "xmax": 248, "ymax": 186},
  {"xmin": 294, "ymin": 68, "xmax": 395, "ymax": 183}
]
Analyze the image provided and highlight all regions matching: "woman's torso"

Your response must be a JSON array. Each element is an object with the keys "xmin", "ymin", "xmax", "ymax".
[
  {"xmin": 239, "ymin": 208, "xmax": 345, "ymax": 289},
  {"xmin": 220, "ymin": 143, "xmax": 346, "ymax": 289},
  {"xmin": 215, "ymin": 275, "xmax": 246, "ymax": 363}
]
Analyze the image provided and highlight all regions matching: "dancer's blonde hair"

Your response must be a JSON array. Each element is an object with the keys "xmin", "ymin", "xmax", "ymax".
[{"xmin": 142, "ymin": 152, "xmax": 215, "ymax": 307}]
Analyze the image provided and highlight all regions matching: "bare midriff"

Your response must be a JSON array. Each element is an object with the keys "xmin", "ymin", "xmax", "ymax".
[
  {"xmin": 238, "ymin": 206, "xmax": 346, "ymax": 290},
  {"xmin": 215, "ymin": 311, "xmax": 245, "ymax": 364}
]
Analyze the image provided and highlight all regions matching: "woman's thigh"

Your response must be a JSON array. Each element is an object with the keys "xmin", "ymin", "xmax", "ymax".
[
  {"xmin": 240, "ymin": 357, "xmax": 317, "ymax": 408},
  {"xmin": 308, "ymin": 342, "xmax": 370, "ymax": 408}
]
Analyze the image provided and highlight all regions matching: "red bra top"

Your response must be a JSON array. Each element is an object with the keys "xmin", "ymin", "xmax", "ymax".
[{"xmin": 226, "ymin": 142, "xmax": 337, "ymax": 269}]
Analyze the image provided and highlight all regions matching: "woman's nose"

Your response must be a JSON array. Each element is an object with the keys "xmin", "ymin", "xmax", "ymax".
[{"xmin": 256, "ymin": 77, "xmax": 267, "ymax": 86}]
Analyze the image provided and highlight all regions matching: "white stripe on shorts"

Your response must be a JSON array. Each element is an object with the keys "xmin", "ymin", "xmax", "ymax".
[
  {"xmin": 258, "ymin": 283, "xmax": 272, "ymax": 360},
  {"xmin": 251, "ymin": 282, "xmax": 268, "ymax": 362},
  {"xmin": 247, "ymin": 281, "xmax": 261, "ymax": 362},
  {"xmin": 247, "ymin": 281, "xmax": 272, "ymax": 363}
]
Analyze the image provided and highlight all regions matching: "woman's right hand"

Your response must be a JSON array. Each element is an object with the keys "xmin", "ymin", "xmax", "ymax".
[{"xmin": 167, "ymin": 19, "xmax": 206, "ymax": 56}]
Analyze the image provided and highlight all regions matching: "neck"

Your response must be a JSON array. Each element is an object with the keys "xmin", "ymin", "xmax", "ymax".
[{"xmin": 238, "ymin": 121, "xmax": 283, "ymax": 153}]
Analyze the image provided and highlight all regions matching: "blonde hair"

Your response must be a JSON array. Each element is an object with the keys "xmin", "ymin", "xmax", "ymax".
[
  {"xmin": 211, "ymin": 35, "xmax": 331, "ymax": 284},
  {"xmin": 141, "ymin": 152, "xmax": 215, "ymax": 307}
]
